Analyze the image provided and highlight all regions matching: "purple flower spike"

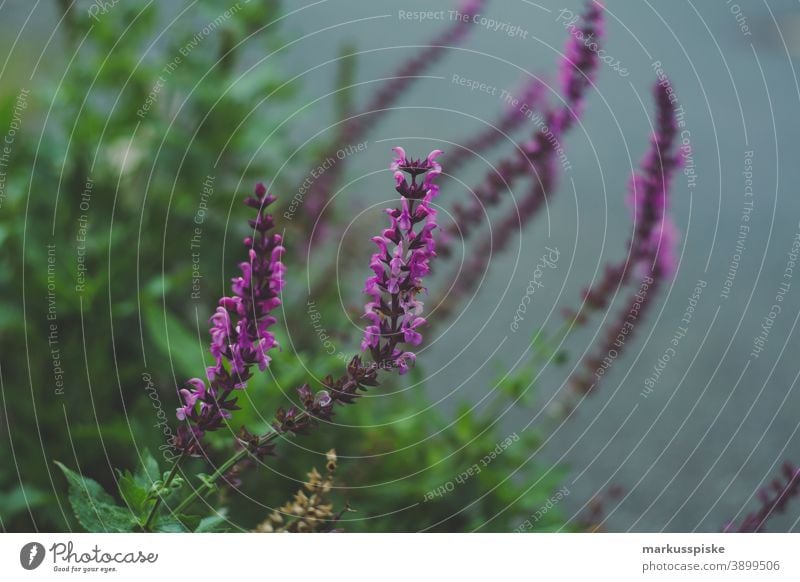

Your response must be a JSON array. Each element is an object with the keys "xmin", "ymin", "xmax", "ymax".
[
  {"xmin": 209, "ymin": 184, "xmax": 284, "ymax": 377},
  {"xmin": 567, "ymin": 80, "xmax": 681, "ymax": 398},
  {"xmin": 568, "ymin": 79, "xmax": 681, "ymax": 324},
  {"xmin": 445, "ymin": 1, "xmax": 604, "ymax": 249},
  {"xmin": 554, "ymin": 1, "xmax": 604, "ymax": 133},
  {"xmin": 174, "ymin": 183, "xmax": 284, "ymax": 455},
  {"xmin": 628, "ymin": 81, "xmax": 681, "ymax": 278},
  {"xmin": 446, "ymin": 77, "xmax": 546, "ymax": 176},
  {"xmin": 270, "ymin": 153, "xmax": 444, "ymax": 436},
  {"xmin": 723, "ymin": 462, "xmax": 800, "ymax": 532},
  {"xmin": 360, "ymin": 149, "xmax": 442, "ymax": 373}
]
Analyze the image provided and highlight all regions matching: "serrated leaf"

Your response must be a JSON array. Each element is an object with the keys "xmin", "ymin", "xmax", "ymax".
[{"xmin": 55, "ymin": 462, "xmax": 137, "ymax": 533}]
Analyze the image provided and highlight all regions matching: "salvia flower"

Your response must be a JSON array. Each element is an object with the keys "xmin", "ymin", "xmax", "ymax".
[
  {"xmin": 445, "ymin": 78, "xmax": 546, "ymax": 175},
  {"xmin": 628, "ymin": 80, "xmax": 681, "ymax": 278},
  {"xmin": 566, "ymin": 80, "xmax": 680, "ymax": 325},
  {"xmin": 268, "ymin": 147, "xmax": 442, "ymax": 442},
  {"xmin": 174, "ymin": 183, "xmax": 284, "ymax": 455},
  {"xmin": 553, "ymin": 1, "xmax": 604, "ymax": 133},
  {"xmin": 445, "ymin": 1, "xmax": 604, "ymax": 248},
  {"xmin": 270, "ymin": 149, "xmax": 444, "ymax": 437},
  {"xmin": 362, "ymin": 148, "xmax": 442, "ymax": 373},
  {"xmin": 723, "ymin": 462, "xmax": 800, "ymax": 532},
  {"xmin": 567, "ymin": 81, "xmax": 680, "ymax": 397}
]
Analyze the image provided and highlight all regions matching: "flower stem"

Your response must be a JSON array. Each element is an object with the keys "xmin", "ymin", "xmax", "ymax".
[
  {"xmin": 143, "ymin": 450, "xmax": 186, "ymax": 531},
  {"xmin": 170, "ymin": 425, "xmax": 295, "ymax": 516}
]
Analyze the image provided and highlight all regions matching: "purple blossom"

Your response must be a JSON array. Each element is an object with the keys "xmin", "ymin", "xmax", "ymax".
[
  {"xmin": 723, "ymin": 462, "xmax": 800, "ymax": 532},
  {"xmin": 445, "ymin": 78, "xmax": 546, "ymax": 175},
  {"xmin": 269, "ymin": 148, "xmax": 444, "ymax": 437},
  {"xmin": 174, "ymin": 183, "xmax": 284, "ymax": 455},
  {"xmin": 628, "ymin": 80, "xmax": 681, "ymax": 278},
  {"xmin": 553, "ymin": 1, "xmax": 604, "ymax": 134},
  {"xmin": 439, "ymin": 153, "xmax": 559, "ymax": 320},
  {"xmin": 361, "ymin": 148, "xmax": 442, "ymax": 373},
  {"xmin": 565, "ymin": 80, "xmax": 680, "ymax": 325},
  {"xmin": 445, "ymin": 1, "xmax": 604, "ymax": 249},
  {"xmin": 567, "ymin": 81, "xmax": 681, "ymax": 397}
]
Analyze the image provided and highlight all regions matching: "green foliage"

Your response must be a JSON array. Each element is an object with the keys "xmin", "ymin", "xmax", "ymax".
[
  {"xmin": 55, "ymin": 451, "xmax": 215, "ymax": 532},
  {"xmin": 195, "ymin": 511, "xmax": 231, "ymax": 533},
  {"xmin": 55, "ymin": 462, "xmax": 138, "ymax": 533},
  {"xmin": 0, "ymin": 0, "xmax": 299, "ymax": 531}
]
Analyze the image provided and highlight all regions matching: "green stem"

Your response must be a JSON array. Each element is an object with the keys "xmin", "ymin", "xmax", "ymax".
[
  {"xmin": 143, "ymin": 450, "xmax": 186, "ymax": 531},
  {"xmin": 171, "ymin": 423, "xmax": 296, "ymax": 516}
]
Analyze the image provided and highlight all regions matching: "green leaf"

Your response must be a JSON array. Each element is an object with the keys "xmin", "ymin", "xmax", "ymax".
[
  {"xmin": 117, "ymin": 471, "xmax": 151, "ymax": 518},
  {"xmin": 153, "ymin": 515, "xmax": 189, "ymax": 532},
  {"xmin": 195, "ymin": 510, "xmax": 230, "ymax": 532},
  {"xmin": 116, "ymin": 450, "xmax": 164, "ymax": 521},
  {"xmin": 54, "ymin": 462, "xmax": 138, "ymax": 533},
  {"xmin": 138, "ymin": 450, "xmax": 161, "ymax": 485}
]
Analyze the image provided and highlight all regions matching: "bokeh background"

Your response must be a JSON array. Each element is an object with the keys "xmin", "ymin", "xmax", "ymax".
[{"xmin": 1, "ymin": 0, "xmax": 799, "ymax": 532}]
